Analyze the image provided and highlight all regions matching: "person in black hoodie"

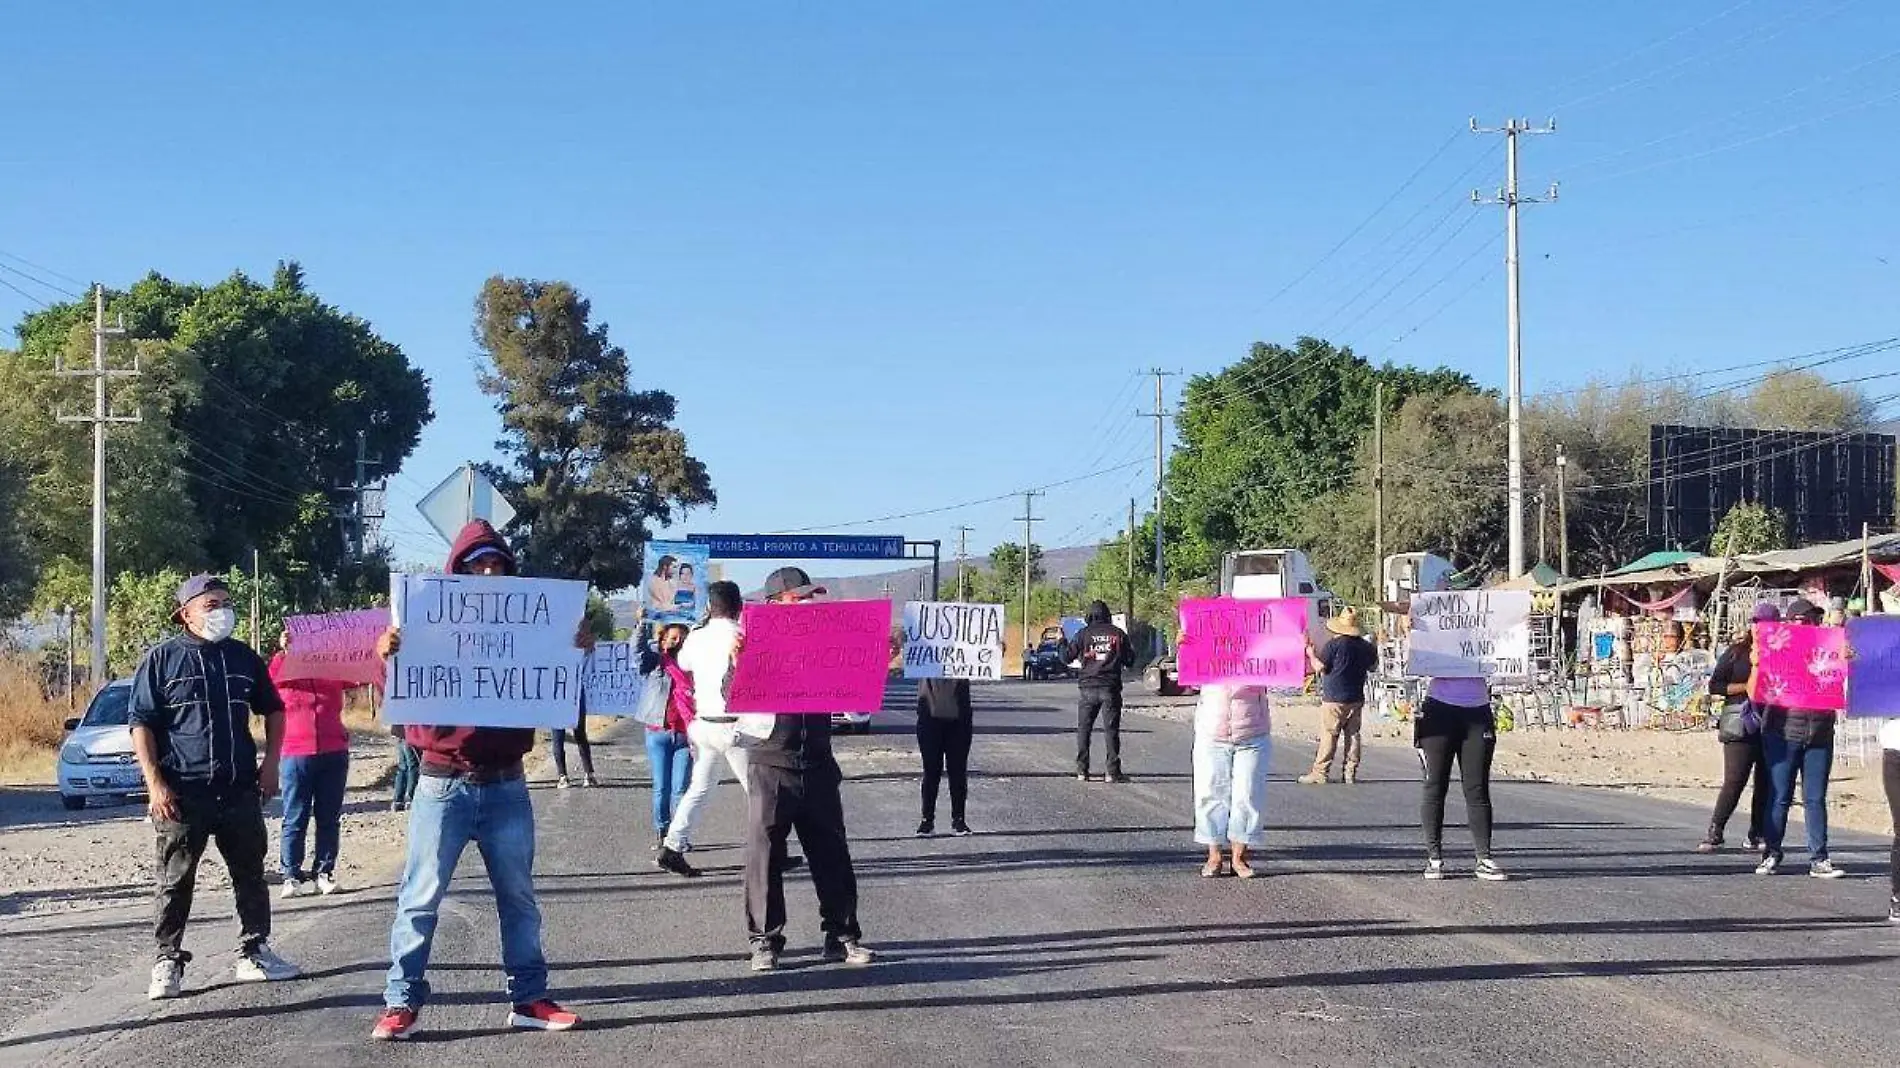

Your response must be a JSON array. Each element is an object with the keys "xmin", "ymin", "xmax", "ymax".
[
  {"xmin": 915, "ymin": 677, "xmax": 974, "ymax": 837},
  {"xmin": 1061, "ymin": 601, "xmax": 1135, "ymax": 782},
  {"xmin": 369, "ymin": 520, "xmax": 588, "ymax": 1041}
]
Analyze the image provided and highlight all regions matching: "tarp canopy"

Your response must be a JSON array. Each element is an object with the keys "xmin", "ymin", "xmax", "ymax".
[
  {"xmin": 1560, "ymin": 532, "xmax": 1900, "ymax": 593},
  {"xmin": 1490, "ymin": 562, "xmax": 1567, "ymax": 590},
  {"xmin": 1606, "ymin": 550, "xmax": 1701, "ymax": 577}
]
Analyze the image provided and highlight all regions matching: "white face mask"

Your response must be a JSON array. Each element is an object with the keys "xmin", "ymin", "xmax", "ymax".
[{"xmin": 197, "ymin": 607, "xmax": 238, "ymax": 643}]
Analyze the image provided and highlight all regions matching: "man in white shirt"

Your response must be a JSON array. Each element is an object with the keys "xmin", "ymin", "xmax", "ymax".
[{"xmin": 656, "ymin": 580, "xmax": 746, "ymax": 877}]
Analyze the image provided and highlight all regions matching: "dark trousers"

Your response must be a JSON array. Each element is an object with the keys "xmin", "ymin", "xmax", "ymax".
[
  {"xmin": 744, "ymin": 760, "xmax": 861, "ymax": 953},
  {"xmin": 917, "ymin": 716, "xmax": 973, "ymax": 821},
  {"xmin": 1075, "ymin": 685, "xmax": 1124, "ymax": 776},
  {"xmin": 1415, "ymin": 698, "xmax": 1497, "ymax": 859},
  {"xmin": 153, "ymin": 784, "xmax": 272, "ymax": 962},
  {"xmin": 551, "ymin": 722, "xmax": 594, "ymax": 778},
  {"xmin": 1708, "ymin": 738, "xmax": 1768, "ymax": 844},
  {"xmin": 1884, "ymin": 750, "xmax": 1900, "ymax": 899},
  {"xmin": 281, "ymin": 750, "xmax": 349, "ymax": 879}
]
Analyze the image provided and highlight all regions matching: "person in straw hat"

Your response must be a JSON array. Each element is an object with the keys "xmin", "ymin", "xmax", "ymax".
[{"xmin": 1299, "ymin": 607, "xmax": 1378, "ymax": 785}]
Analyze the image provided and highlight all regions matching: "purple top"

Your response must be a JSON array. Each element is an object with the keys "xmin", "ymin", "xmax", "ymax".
[{"xmin": 1427, "ymin": 676, "xmax": 1490, "ymax": 707}]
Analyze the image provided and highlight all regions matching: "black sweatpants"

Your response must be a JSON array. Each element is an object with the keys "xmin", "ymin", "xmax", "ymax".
[
  {"xmin": 1415, "ymin": 698, "xmax": 1497, "ymax": 860},
  {"xmin": 917, "ymin": 715, "xmax": 973, "ymax": 821},
  {"xmin": 1885, "ymin": 749, "xmax": 1900, "ymax": 899},
  {"xmin": 1709, "ymin": 737, "xmax": 1769, "ymax": 844},
  {"xmin": 550, "ymin": 721, "xmax": 594, "ymax": 778},
  {"xmin": 152, "ymin": 783, "xmax": 272, "ymax": 963},
  {"xmin": 744, "ymin": 760, "xmax": 862, "ymax": 953},
  {"xmin": 1075, "ymin": 685, "xmax": 1124, "ymax": 776}
]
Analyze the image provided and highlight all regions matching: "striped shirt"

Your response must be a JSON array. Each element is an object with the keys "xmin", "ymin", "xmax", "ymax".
[{"xmin": 130, "ymin": 634, "xmax": 284, "ymax": 789}]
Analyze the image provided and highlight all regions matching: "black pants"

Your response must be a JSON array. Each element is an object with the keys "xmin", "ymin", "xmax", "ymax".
[
  {"xmin": 153, "ymin": 784, "xmax": 272, "ymax": 963},
  {"xmin": 1415, "ymin": 698, "xmax": 1497, "ymax": 859},
  {"xmin": 744, "ymin": 760, "xmax": 861, "ymax": 953},
  {"xmin": 917, "ymin": 715, "xmax": 973, "ymax": 821},
  {"xmin": 1708, "ymin": 737, "xmax": 1769, "ymax": 844},
  {"xmin": 1075, "ymin": 686, "xmax": 1124, "ymax": 776},
  {"xmin": 1885, "ymin": 749, "xmax": 1900, "ymax": 899},
  {"xmin": 550, "ymin": 722, "xmax": 593, "ymax": 778}
]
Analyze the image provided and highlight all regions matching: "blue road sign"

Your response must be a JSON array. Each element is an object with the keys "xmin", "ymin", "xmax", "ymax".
[{"xmin": 687, "ymin": 534, "xmax": 907, "ymax": 560}]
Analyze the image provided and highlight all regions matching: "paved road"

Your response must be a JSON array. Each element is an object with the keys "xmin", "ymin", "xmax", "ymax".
[{"xmin": 4, "ymin": 680, "xmax": 1898, "ymax": 1067}]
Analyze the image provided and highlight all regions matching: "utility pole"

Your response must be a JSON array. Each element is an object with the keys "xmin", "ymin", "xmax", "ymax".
[
  {"xmin": 1373, "ymin": 382, "xmax": 1385, "ymax": 602},
  {"xmin": 1472, "ymin": 117, "xmax": 1557, "ymax": 578},
  {"xmin": 1125, "ymin": 498, "xmax": 1137, "ymax": 626},
  {"xmin": 954, "ymin": 525, "xmax": 973, "ymax": 601},
  {"xmin": 56, "ymin": 284, "xmax": 136, "ymax": 687},
  {"xmin": 1536, "ymin": 486, "xmax": 1548, "ymax": 566},
  {"xmin": 335, "ymin": 429, "xmax": 386, "ymax": 558},
  {"xmin": 1140, "ymin": 369, "xmax": 1179, "ymax": 592},
  {"xmin": 1014, "ymin": 491, "xmax": 1043, "ymax": 660},
  {"xmin": 1555, "ymin": 445, "xmax": 1569, "ymax": 577}
]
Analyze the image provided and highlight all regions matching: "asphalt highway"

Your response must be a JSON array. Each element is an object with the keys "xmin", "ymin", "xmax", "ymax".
[{"xmin": 4, "ymin": 680, "xmax": 1897, "ymax": 1067}]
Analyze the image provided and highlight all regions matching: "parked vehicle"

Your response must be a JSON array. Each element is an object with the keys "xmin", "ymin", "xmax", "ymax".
[
  {"xmin": 830, "ymin": 711, "xmax": 874, "ymax": 734},
  {"xmin": 1022, "ymin": 626, "xmax": 1077, "ymax": 680},
  {"xmin": 56, "ymin": 679, "xmax": 141, "ymax": 810},
  {"xmin": 1149, "ymin": 548, "xmax": 1340, "ymax": 696}
]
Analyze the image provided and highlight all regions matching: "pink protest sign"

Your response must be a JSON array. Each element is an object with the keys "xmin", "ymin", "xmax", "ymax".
[
  {"xmin": 1750, "ymin": 622, "xmax": 1846, "ymax": 712},
  {"xmin": 727, "ymin": 599, "xmax": 893, "ymax": 714},
  {"xmin": 279, "ymin": 608, "xmax": 388, "ymax": 687},
  {"xmin": 1176, "ymin": 597, "xmax": 1309, "ymax": 688}
]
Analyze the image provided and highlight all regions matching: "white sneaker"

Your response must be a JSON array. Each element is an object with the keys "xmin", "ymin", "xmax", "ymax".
[
  {"xmin": 280, "ymin": 878, "xmax": 307, "ymax": 899},
  {"xmin": 1423, "ymin": 857, "xmax": 1446, "ymax": 881},
  {"xmin": 1474, "ymin": 858, "xmax": 1510, "ymax": 882},
  {"xmin": 315, "ymin": 873, "xmax": 340, "ymax": 896},
  {"xmin": 1754, "ymin": 854, "xmax": 1782, "ymax": 876},
  {"xmin": 234, "ymin": 944, "xmax": 303, "ymax": 983},
  {"xmin": 148, "ymin": 959, "xmax": 184, "ymax": 1000},
  {"xmin": 556, "ymin": 776, "xmax": 572, "ymax": 790},
  {"xmin": 1809, "ymin": 860, "xmax": 1847, "ymax": 880}
]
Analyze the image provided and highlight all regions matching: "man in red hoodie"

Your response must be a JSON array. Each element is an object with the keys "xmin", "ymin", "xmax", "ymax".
[{"xmin": 369, "ymin": 520, "xmax": 586, "ymax": 1041}]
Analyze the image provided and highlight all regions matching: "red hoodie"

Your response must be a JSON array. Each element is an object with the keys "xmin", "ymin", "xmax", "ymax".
[
  {"xmin": 404, "ymin": 519, "xmax": 538, "ymax": 774},
  {"xmin": 269, "ymin": 652, "xmax": 351, "ymax": 757}
]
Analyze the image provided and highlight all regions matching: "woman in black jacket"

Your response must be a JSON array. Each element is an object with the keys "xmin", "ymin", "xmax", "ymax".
[
  {"xmin": 916, "ymin": 678, "xmax": 975, "ymax": 837},
  {"xmin": 1696, "ymin": 604, "xmax": 1777, "ymax": 853}
]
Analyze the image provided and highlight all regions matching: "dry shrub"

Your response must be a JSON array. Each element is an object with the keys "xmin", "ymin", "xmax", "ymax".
[{"xmin": 0, "ymin": 652, "xmax": 75, "ymax": 781}]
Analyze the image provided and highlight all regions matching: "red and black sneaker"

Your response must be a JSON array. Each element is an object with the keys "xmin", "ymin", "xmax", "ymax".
[
  {"xmin": 371, "ymin": 1006, "xmax": 419, "ymax": 1041},
  {"xmin": 508, "ymin": 999, "xmax": 581, "ymax": 1032}
]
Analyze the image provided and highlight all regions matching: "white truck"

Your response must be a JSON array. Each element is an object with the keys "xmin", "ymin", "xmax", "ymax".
[{"xmin": 1147, "ymin": 548, "xmax": 1339, "ymax": 696}]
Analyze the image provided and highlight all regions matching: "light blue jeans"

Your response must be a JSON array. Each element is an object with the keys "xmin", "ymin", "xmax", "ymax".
[
  {"xmin": 1193, "ymin": 735, "xmax": 1270, "ymax": 847},
  {"xmin": 384, "ymin": 774, "xmax": 547, "ymax": 1009},
  {"xmin": 644, "ymin": 729, "xmax": 693, "ymax": 835}
]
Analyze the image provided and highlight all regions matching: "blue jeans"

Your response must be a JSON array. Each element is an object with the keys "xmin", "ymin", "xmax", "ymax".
[
  {"xmin": 392, "ymin": 742, "xmax": 420, "ymax": 804},
  {"xmin": 280, "ymin": 751, "xmax": 349, "ymax": 879},
  {"xmin": 1762, "ymin": 732, "xmax": 1834, "ymax": 862},
  {"xmin": 385, "ymin": 774, "xmax": 547, "ymax": 1009},
  {"xmin": 644, "ymin": 729, "xmax": 692, "ymax": 834}
]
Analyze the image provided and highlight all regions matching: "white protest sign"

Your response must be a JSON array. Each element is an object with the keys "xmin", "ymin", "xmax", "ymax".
[
  {"xmin": 1405, "ymin": 590, "xmax": 1532, "ymax": 679},
  {"xmin": 383, "ymin": 573, "xmax": 590, "ymax": 728},
  {"xmin": 581, "ymin": 641, "xmax": 646, "ymax": 717},
  {"xmin": 902, "ymin": 601, "xmax": 1006, "ymax": 680}
]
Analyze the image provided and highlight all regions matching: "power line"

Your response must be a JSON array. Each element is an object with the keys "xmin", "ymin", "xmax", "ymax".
[
  {"xmin": 0, "ymin": 249, "xmax": 88, "ymax": 291},
  {"xmin": 781, "ymin": 455, "xmax": 1148, "ymax": 534},
  {"xmin": 1532, "ymin": 0, "xmax": 1764, "ymax": 108},
  {"xmin": 1588, "ymin": 81, "xmax": 1900, "ymax": 184}
]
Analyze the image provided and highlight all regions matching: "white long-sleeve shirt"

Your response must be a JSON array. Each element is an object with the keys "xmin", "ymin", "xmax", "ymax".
[{"xmin": 677, "ymin": 617, "xmax": 741, "ymax": 720}]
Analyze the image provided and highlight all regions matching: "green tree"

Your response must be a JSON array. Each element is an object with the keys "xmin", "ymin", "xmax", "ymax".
[
  {"xmin": 0, "ymin": 456, "xmax": 34, "ymax": 618},
  {"xmin": 1742, "ymin": 369, "xmax": 1876, "ymax": 431},
  {"xmin": 1165, "ymin": 336, "xmax": 1478, "ymax": 588},
  {"xmin": 474, "ymin": 277, "xmax": 715, "ymax": 592},
  {"xmin": 3, "ymin": 264, "xmax": 433, "ymax": 608},
  {"xmin": 1709, "ymin": 501, "xmax": 1789, "ymax": 556},
  {"xmin": 983, "ymin": 542, "xmax": 1044, "ymax": 601}
]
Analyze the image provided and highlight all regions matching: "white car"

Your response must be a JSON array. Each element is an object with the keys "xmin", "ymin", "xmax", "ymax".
[
  {"xmin": 56, "ymin": 679, "xmax": 143, "ymax": 810},
  {"xmin": 830, "ymin": 712, "xmax": 874, "ymax": 735}
]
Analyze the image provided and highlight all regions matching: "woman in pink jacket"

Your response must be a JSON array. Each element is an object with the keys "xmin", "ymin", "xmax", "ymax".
[{"xmin": 1192, "ymin": 684, "xmax": 1272, "ymax": 879}]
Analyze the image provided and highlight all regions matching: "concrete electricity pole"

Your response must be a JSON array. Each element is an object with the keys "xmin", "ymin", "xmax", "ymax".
[
  {"xmin": 1014, "ymin": 491, "xmax": 1043, "ymax": 659},
  {"xmin": 1140, "ymin": 369, "xmax": 1178, "ymax": 592},
  {"xmin": 1373, "ymin": 382, "xmax": 1385, "ymax": 601},
  {"xmin": 56, "ymin": 285, "xmax": 136, "ymax": 686},
  {"xmin": 1125, "ymin": 498, "xmax": 1137, "ymax": 626},
  {"xmin": 334, "ymin": 429, "xmax": 386, "ymax": 558},
  {"xmin": 1472, "ymin": 117, "xmax": 1556, "ymax": 578},
  {"xmin": 1555, "ymin": 445, "xmax": 1570, "ymax": 578},
  {"xmin": 954, "ymin": 525, "xmax": 973, "ymax": 601}
]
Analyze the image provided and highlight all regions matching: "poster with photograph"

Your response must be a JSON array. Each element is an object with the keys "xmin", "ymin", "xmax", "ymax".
[{"xmin": 642, "ymin": 540, "xmax": 711, "ymax": 626}]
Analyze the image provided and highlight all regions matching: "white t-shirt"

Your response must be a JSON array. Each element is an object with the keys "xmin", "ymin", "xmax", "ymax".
[
  {"xmin": 1879, "ymin": 718, "xmax": 1900, "ymax": 752},
  {"xmin": 677, "ymin": 617, "xmax": 741, "ymax": 719}
]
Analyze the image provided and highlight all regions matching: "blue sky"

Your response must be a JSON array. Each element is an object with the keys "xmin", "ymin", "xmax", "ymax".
[{"xmin": 4, "ymin": 1, "xmax": 1897, "ymax": 591}]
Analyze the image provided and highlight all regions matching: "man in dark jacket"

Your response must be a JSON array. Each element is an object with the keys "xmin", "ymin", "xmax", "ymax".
[
  {"xmin": 370, "ymin": 520, "xmax": 587, "ymax": 1041},
  {"xmin": 1061, "ymin": 600, "xmax": 1135, "ymax": 782},
  {"xmin": 131, "ymin": 573, "xmax": 302, "ymax": 1001},
  {"xmin": 740, "ymin": 566, "xmax": 876, "ymax": 973}
]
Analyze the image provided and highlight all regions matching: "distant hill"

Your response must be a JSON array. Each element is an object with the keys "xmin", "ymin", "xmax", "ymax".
[{"xmin": 609, "ymin": 544, "xmax": 1105, "ymax": 629}]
